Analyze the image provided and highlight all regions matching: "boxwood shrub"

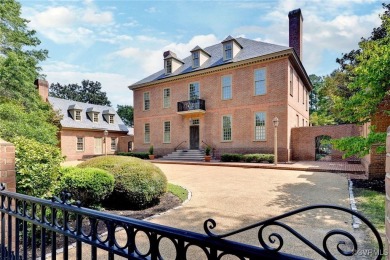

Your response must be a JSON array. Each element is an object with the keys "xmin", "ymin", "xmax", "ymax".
[
  {"xmin": 116, "ymin": 152, "xmax": 149, "ymax": 159},
  {"xmin": 221, "ymin": 153, "xmax": 274, "ymax": 163},
  {"xmin": 56, "ymin": 167, "xmax": 114, "ymax": 207},
  {"xmin": 78, "ymin": 156, "xmax": 167, "ymax": 209}
]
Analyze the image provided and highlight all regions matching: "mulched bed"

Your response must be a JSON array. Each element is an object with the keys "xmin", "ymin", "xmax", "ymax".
[{"xmin": 351, "ymin": 179, "xmax": 385, "ymax": 193}]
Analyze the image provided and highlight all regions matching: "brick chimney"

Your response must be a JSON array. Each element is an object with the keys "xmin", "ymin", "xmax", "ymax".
[
  {"xmin": 288, "ymin": 8, "xmax": 303, "ymax": 60},
  {"xmin": 34, "ymin": 79, "xmax": 49, "ymax": 102}
]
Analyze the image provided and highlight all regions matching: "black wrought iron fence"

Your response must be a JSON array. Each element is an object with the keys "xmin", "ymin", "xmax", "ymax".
[
  {"xmin": 0, "ymin": 184, "xmax": 384, "ymax": 259},
  {"xmin": 177, "ymin": 99, "xmax": 206, "ymax": 112}
]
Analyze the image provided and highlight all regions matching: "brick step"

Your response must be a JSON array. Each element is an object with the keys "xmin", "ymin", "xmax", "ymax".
[{"xmin": 163, "ymin": 149, "xmax": 205, "ymax": 161}]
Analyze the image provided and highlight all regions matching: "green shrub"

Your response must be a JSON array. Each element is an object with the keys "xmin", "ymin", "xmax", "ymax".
[
  {"xmin": 220, "ymin": 153, "xmax": 243, "ymax": 162},
  {"xmin": 56, "ymin": 167, "xmax": 114, "ymax": 207},
  {"xmin": 149, "ymin": 145, "xmax": 154, "ymax": 155},
  {"xmin": 116, "ymin": 152, "xmax": 149, "ymax": 159},
  {"xmin": 221, "ymin": 153, "xmax": 274, "ymax": 163},
  {"xmin": 78, "ymin": 156, "xmax": 167, "ymax": 209},
  {"xmin": 13, "ymin": 136, "xmax": 64, "ymax": 198}
]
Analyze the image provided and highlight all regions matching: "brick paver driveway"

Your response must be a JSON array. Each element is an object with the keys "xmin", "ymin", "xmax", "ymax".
[{"xmin": 148, "ymin": 164, "xmax": 368, "ymax": 259}]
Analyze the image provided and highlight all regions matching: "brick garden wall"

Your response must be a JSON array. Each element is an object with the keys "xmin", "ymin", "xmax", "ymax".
[
  {"xmin": 0, "ymin": 139, "xmax": 16, "ymax": 192},
  {"xmin": 291, "ymin": 124, "xmax": 360, "ymax": 161}
]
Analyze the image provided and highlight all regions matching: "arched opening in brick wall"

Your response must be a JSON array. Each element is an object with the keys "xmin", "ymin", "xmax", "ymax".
[{"xmin": 315, "ymin": 135, "xmax": 332, "ymax": 161}]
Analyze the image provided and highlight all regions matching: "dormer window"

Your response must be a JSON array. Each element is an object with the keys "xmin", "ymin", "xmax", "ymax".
[
  {"xmin": 75, "ymin": 110, "xmax": 81, "ymax": 121},
  {"xmin": 224, "ymin": 42, "xmax": 233, "ymax": 60},
  {"xmin": 163, "ymin": 50, "xmax": 184, "ymax": 75},
  {"xmin": 86, "ymin": 107, "xmax": 100, "ymax": 123},
  {"xmin": 165, "ymin": 59, "xmax": 172, "ymax": 74},
  {"xmin": 192, "ymin": 52, "xmax": 200, "ymax": 68},
  {"xmin": 109, "ymin": 115, "xmax": 114, "ymax": 124},
  {"xmin": 103, "ymin": 109, "xmax": 115, "ymax": 124},
  {"xmin": 222, "ymin": 36, "xmax": 243, "ymax": 61}
]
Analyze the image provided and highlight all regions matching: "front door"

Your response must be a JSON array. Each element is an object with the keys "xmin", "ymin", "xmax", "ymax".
[
  {"xmin": 94, "ymin": 138, "xmax": 103, "ymax": 154},
  {"xmin": 190, "ymin": 126, "xmax": 199, "ymax": 149}
]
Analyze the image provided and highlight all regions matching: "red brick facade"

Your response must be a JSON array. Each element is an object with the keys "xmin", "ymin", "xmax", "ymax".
[
  {"xmin": 132, "ymin": 55, "xmax": 310, "ymax": 161},
  {"xmin": 291, "ymin": 124, "xmax": 360, "ymax": 161},
  {"xmin": 59, "ymin": 129, "xmax": 133, "ymax": 161}
]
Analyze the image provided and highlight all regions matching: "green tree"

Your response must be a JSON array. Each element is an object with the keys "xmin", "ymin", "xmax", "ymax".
[
  {"xmin": 117, "ymin": 105, "xmax": 133, "ymax": 126},
  {"xmin": 0, "ymin": 0, "xmax": 58, "ymax": 145},
  {"xmin": 49, "ymin": 80, "xmax": 111, "ymax": 106}
]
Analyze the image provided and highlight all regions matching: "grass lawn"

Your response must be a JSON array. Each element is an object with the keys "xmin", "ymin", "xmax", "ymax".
[
  {"xmin": 354, "ymin": 187, "xmax": 385, "ymax": 234},
  {"xmin": 168, "ymin": 183, "xmax": 188, "ymax": 202}
]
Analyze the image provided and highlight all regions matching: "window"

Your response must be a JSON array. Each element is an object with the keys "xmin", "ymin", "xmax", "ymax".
[
  {"xmin": 254, "ymin": 68, "xmax": 266, "ymax": 95},
  {"xmin": 222, "ymin": 75, "xmax": 232, "ymax": 100},
  {"xmin": 75, "ymin": 110, "xmax": 81, "ymax": 121},
  {"xmin": 163, "ymin": 88, "xmax": 171, "ymax": 108},
  {"xmin": 111, "ymin": 138, "xmax": 116, "ymax": 151},
  {"xmin": 76, "ymin": 137, "xmax": 84, "ymax": 151},
  {"xmin": 191, "ymin": 118, "xmax": 199, "ymax": 125},
  {"xmin": 302, "ymin": 86, "xmax": 305, "ymax": 104},
  {"xmin": 290, "ymin": 67, "xmax": 293, "ymax": 96},
  {"xmin": 144, "ymin": 123, "xmax": 150, "ymax": 143},
  {"xmin": 93, "ymin": 113, "xmax": 99, "ymax": 122},
  {"xmin": 296, "ymin": 115, "xmax": 299, "ymax": 127},
  {"xmin": 224, "ymin": 42, "xmax": 233, "ymax": 60},
  {"xmin": 128, "ymin": 141, "xmax": 133, "ymax": 152},
  {"xmin": 302, "ymin": 119, "xmax": 305, "ymax": 126},
  {"xmin": 222, "ymin": 115, "xmax": 232, "ymax": 141},
  {"xmin": 306, "ymin": 92, "xmax": 309, "ymax": 111},
  {"xmin": 297, "ymin": 79, "xmax": 300, "ymax": 102},
  {"xmin": 166, "ymin": 59, "xmax": 172, "ymax": 74},
  {"xmin": 189, "ymin": 83, "xmax": 200, "ymax": 100},
  {"xmin": 109, "ymin": 115, "xmax": 114, "ymax": 124},
  {"xmin": 255, "ymin": 112, "xmax": 266, "ymax": 140},
  {"xmin": 143, "ymin": 92, "xmax": 150, "ymax": 111},
  {"xmin": 192, "ymin": 51, "xmax": 200, "ymax": 67},
  {"xmin": 163, "ymin": 121, "xmax": 171, "ymax": 143}
]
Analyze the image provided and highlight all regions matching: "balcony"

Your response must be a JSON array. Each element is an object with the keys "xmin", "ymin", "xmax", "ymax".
[{"xmin": 177, "ymin": 99, "xmax": 206, "ymax": 115}]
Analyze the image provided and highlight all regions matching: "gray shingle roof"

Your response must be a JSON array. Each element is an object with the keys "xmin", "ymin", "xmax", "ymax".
[
  {"xmin": 130, "ymin": 37, "xmax": 291, "ymax": 88},
  {"xmin": 48, "ymin": 97, "xmax": 129, "ymax": 133}
]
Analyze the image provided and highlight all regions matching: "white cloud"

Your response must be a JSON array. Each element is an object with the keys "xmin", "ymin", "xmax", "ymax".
[
  {"xmin": 82, "ymin": 9, "xmax": 113, "ymax": 25},
  {"xmin": 29, "ymin": 6, "xmax": 77, "ymax": 29},
  {"xmin": 145, "ymin": 7, "xmax": 157, "ymax": 13}
]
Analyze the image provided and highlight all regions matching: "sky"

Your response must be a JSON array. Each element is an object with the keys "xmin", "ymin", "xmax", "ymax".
[{"xmin": 19, "ymin": 0, "xmax": 385, "ymax": 108}]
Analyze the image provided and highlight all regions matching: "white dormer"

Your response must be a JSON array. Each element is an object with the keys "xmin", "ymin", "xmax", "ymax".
[
  {"xmin": 163, "ymin": 50, "xmax": 184, "ymax": 75},
  {"xmin": 86, "ymin": 107, "xmax": 100, "ymax": 123},
  {"xmin": 221, "ymin": 36, "xmax": 242, "ymax": 61},
  {"xmin": 190, "ymin": 46, "xmax": 211, "ymax": 69},
  {"xmin": 68, "ymin": 104, "xmax": 82, "ymax": 121},
  {"xmin": 103, "ymin": 109, "xmax": 115, "ymax": 124}
]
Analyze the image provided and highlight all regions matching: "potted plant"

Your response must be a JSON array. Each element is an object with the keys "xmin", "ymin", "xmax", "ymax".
[
  {"xmin": 148, "ymin": 145, "xmax": 155, "ymax": 160},
  {"xmin": 204, "ymin": 146, "xmax": 211, "ymax": 162}
]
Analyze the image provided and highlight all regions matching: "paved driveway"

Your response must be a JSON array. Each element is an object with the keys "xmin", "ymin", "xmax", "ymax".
[{"xmin": 148, "ymin": 164, "xmax": 365, "ymax": 259}]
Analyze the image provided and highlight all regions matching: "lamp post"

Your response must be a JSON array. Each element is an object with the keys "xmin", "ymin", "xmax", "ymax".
[
  {"xmin": 272, "ymin": 117, "xmax": 279, "ymax": 165},
  {"xmin": 104, "ymin": 130, "xmax": 108, "ymax": 156}
]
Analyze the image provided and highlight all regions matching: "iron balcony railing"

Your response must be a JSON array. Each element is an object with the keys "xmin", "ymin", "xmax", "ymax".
[
  {"xmin": 177, "ymin": 99, "xmax": 205, "ymax": 113},
  {"xmin": 0, "ymin": 183, "xmax": 384, "ymax": 259}
]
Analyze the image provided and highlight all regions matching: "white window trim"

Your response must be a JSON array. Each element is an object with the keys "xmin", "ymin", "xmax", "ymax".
[
  {"xmin": 93, "ymin": 113, "xmax": 99, "ymax": 123},
  {"xmin": 110, "ymin": 137, "xmax": 117, "ymax": 151},
  {"xmin": 192, "ymin": 51, "xmax": 200, "ymax": 68},
  {"xmin": 75, "ymin": 110, "xmax": 82, "ymax": 121},
  {"xmin": 76, "ymin": 137, "xmax": 84, "ymax": 151},
  {"xmin": 221, "ymin": 115, "xmax": 232, "ymax": 142},
  {"xmin": 254, "ymin": 112, "xmax": 267, "ymax": 141},
  {"xmin": 188, "ymin": 82, "xmax": 200, "ymax": 100},
  {"xmin": 144, "ymin": 123, "xmax": 150, "ymax": 143},
  {"xmin": 109, "ymin": 115, "xmax": 114, "ymax": 124},
  {"xmin": 143, "ymin": 92, "xmax": 150, "ymax": 111},
  {"xmin": 163, "ymin": 88, "xmax": 171, "ymax": 108},
  {"xmin": 221, "ymin": 75, "xmax": 232, "ymax": 100},
  {"xmin": 290, "ymin": 67, "xmax": 294, "ymax": 97},
  {"xmin": 223, "ymin": 42, "xmax": 233, "ymax": 61},
  {"xmin": 163, "ymin": 121, "xmax": 171, "ymax": 143},
  {"xmin": 165, "ymin": 59, "xmax": 172, "ymax": 74},
  {"xmin": 254, "ymin": 68, "xmax": 267, "ymax": 96}
]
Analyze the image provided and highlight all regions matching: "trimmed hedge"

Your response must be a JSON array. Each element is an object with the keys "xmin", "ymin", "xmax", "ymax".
[
  {"xmin": 57, "ymin": 167, "xmax": 114, "ymax": 207},
  {"xmin": 78, "ymin": 156, "xmax": 167, "ymax": 209},
  {"xmin": 221, "ymin": 153, "xmax": 274, "ymax": 163},
  {"xmin": 116, "ymin": 152, "xmax": 149, "ymax": 159}
]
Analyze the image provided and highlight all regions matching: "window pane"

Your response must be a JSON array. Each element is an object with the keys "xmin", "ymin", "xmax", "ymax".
[
  {"xmin": 222, "ymin": 116, "xmax": 232, "ymax": 141},
  {"xmin": 254, "ymin": 69, "xmax": 266, "ymax": 95},
  {"xmin": 189, "ymin": 83, "xmax": 199, "ymax": 100},
  {"xmin": 144, "ymin": 123, "xmax": 150, "ymax": 143},
  {"xmin": 163, "ymin": 88, "xmax": 170, "ymax": 108},
  {"xmin": 109, "ymin": 115, "xmax": 114, "ymax": 124},
  {"xmin": 77, "ymin": 137, "xmax": 84, "ymax": 151},
  {"xmin": 222, "ymin": 75, "xmax": 232, "ymax": 100},
  {"xmin": 164, "ymin": 121, "xmax": 170, "ymax": 143},
  {"xmin": 111, "ymin": 138, "xmax": 116, "ymax": 150},
  {"xmin": 224, "ymin": 42, "xmax": 232, "ymax": 60},
  {"xmin": 144, "ymin": 92, "xmax": 150, "ymax": 110},
  {"xmin": 255, "ymin": 112, "xmax": 266, "ymax": 140},
  {"xmin": 193, "ymin": 52, "xmax": 200, "ymax": 67}
]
